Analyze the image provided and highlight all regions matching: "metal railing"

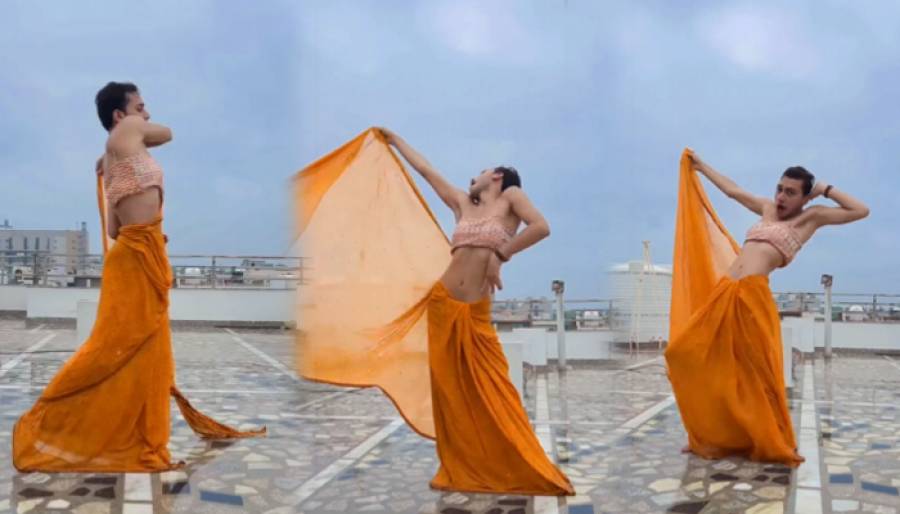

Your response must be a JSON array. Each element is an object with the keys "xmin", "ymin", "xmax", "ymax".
[
  {"xmin": 2, "ymin": 252, "xmax": 898, "ymax": 322},
  {"xmin": 0, "ymin": 251, "xmax": 307, "ymax": 290},
  {"xmin": 491, "ymin": 291, "xmax": 900, "ymax": 331},
  {"xmin": 772, "ymin": 290, "xmax": 900, "ymax": 322},
  {"xmin": 493, "ymin": 298, "xmax": 619, "ymax": 331}
]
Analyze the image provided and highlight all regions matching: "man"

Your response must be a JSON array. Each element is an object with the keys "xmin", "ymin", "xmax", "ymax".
[
  {"xmin": 13, "ymin": 82, "xmax": 263, "ymax": 472},
  {"xmin": 666, "ymin": 148, "xmax": 868, "ymax": 465},
  {"xmin": 296, "ymin": 127, "xmax": 572, "ymax": 495}
]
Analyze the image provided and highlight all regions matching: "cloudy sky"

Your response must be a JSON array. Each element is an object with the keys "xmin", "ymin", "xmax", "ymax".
[{"xmin": 3, "ymin": 1, "xmax": 897, "ymax": 299}]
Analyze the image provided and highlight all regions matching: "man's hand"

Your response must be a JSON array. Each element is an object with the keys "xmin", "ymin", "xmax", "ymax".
[
  {"xmin": 689, "ymin": 152, "xmax": 707, "ymax": 173},
  {"xmin": 810, "ymin": 181, "xmax": 828, "ymax": 199},
  {"xmin": 377, "ymin": 127, "xmax": 396, "ymax": 144},
  {"xmin": 483, "ymin": 253, "xmax": 504, "ymax": 295}
]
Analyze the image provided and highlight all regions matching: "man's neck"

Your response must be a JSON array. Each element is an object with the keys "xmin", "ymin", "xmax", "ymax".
[{"xmin": 473, "ymin": 188, "xmax": 501, "ymax": 205}]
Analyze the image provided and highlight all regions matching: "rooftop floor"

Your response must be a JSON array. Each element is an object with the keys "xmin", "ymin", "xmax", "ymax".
[{"xmin": 0, "ymin": 320, "xmax": 898, "ymax": 513}]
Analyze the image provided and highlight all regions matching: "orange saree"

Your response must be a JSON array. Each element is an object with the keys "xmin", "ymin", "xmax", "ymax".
[
  {"xmin": 295, "ymin": 128, "xmax": 573, "ymax": 494},
  {"xmin": 427, "ymin": 283, "xmax": 573, "ymax": 495},
  {"xmin": 12, "ymin": 176, "xmax": 263, "ymax": 473},
  {"xmin": 664, "ymin": 149, "xmax": 801, "ymax": 466}
]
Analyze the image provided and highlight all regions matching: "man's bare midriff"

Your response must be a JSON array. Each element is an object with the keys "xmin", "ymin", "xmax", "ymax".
[
  {"xmin": 440, "ymin": 247, "xmax": 495, "ymax": 303},
  {"xmin": 727, "ymin": 242, "xmax": 785, "ymax": 279},
  {"xmin": 113, "ymin": 187, "xmax": 162, "ymax": 226}
]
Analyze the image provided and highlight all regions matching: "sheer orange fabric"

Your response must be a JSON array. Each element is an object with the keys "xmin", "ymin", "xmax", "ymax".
[
  {"xmin": 664, "ymin": 149, "xmax": 801, "ymax": 466},
  {"xmin": 428, "ymin": 282, "xmax": 574, "ymax": 495},
  {"xmin": 294, "ymin": 128, "xmax": 449, "ymax": 438},
  {"xmin": 13, "ymin": 182, "xmax": 263, "ymax": 473}
]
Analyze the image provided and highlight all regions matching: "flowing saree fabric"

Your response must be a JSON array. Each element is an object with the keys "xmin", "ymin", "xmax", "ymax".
[{"xmin": 294, "ymin": 128, "xmax": 450, "ymax": 438}]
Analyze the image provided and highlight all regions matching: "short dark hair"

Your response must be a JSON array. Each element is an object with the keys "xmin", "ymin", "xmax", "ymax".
[
  {"xmin": 494, "ymin": 166, "xmax": 521, "ymax": 191},
  {"xmin": 95, "ymin": 82, "xmax": 138, "ymax": 131},
  {"xmin": 782, "ymin": 166, "xmax": 815, "ymax": 196}
]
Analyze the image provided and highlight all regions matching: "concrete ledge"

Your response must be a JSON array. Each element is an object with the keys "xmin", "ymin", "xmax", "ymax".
[
  {"xmin": 27, "ymin": 317, "xmax": 290, "ymax": 331},
  {"xmin": 23, "ymin": 287, "xmax": 293, "ymax": 322},
  {"xmin": 25, "ymin": 317, "xmax": 73, "ymax": 329},
  {"xmin": 501, "ymin": 340, "xmax": 524, "ymax": 397},
  {"xmin": 501, "ymin": 327, "xmax": 614, "ymax": 364},
  {"xmin": 76, "ymin": 300, "xmax": 98, "ymax": 342},
  {"xmin": 809, "ymin": 347, "xmax": 900, "ymax": 357}
]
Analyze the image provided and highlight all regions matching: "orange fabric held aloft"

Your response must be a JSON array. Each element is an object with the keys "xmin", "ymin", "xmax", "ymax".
[
  {"xmin": 12, "ymin": 175, "xmax": 264, "ymax": 473},
  {"xmin": 295, "ymin": 128, "xmax": 573, "ymax": 494},
  {"xmin": 664, "ymin": 149, "xmax": 802, "ymax": 466},
  {"xmin": 294, "ymin": 128, "xmax": 449, "ymax": 439}
]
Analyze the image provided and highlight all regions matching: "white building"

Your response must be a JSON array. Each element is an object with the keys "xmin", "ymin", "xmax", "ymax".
[
  {"xmin": 608, "ymin": 242, "xmax": 672, "ymax": 344},
  {"xmin": 843, "ymin": 305, "xmax": 868, "ymax": 322}
]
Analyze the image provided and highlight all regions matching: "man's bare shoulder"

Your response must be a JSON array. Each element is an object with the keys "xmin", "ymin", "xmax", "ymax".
[
  {"xmin": 116, "ymin": 115, "xmax": 147, "ymax": 131},
  {"xmin": 107, "ymin": 117, "xmax": 147, "ymax": 154}
]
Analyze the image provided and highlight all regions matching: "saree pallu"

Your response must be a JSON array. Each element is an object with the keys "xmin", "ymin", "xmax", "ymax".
[{"xmin": 294, "ymin": 128, "xmax": 450, "ymax": 439}]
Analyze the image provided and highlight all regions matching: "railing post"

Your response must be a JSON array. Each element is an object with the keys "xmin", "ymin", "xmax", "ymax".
[
  {"xmin": 552, "ymin": 280, "xmax": 566, "ymax": 370},
  {"xmin": 821, "ymin": 274, "xmax": 833, "ymax": 359}
]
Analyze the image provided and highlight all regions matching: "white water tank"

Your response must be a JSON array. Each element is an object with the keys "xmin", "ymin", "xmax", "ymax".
[{"xmin": 608, "ymin": 261, "xmax": 672, "ymax": 343}]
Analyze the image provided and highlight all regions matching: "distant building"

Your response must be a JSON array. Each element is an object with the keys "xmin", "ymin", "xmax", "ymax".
[
  {"xmin": 843, "ymin": 305, "xmax": 868, "ymax": 322},
  {"xmin": 776, "ymin": 292, "xmax": 822, "ymax": 316},
  {"xmin": 172, "ymin": 258, "xmax": 302, "ymax": 289},
  {"xmin": 0, "ymin": 220, "xmax": 89, "ymax": 285},
  {"xmin": 492, "ymin": 297, "xmax": 553, "ymax": 330}
]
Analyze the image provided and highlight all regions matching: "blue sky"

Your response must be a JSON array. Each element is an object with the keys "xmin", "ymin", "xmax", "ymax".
[{"xmin": 3, "ymin": 1, "xmax": 898, "ymax": 299}]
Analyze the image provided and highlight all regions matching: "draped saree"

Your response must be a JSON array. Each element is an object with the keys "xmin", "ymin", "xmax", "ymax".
[{"xmin": 12, "ymin": 167, "xmax": 264, "ymax": 472}]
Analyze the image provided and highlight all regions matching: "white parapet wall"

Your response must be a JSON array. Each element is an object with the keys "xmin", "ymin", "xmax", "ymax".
[
  {"xmin": 76, "ymin": 299, "xmax": 99, "ymax": 342},
  {"xmin": 0, "ymin": 286, "xmax": 28, "ymax": 313},
  {"xmin": 500, "ymin": 327, "xmax": 614, "ymax": 364},
  {"xmin": 26, "ymin": 288, "xmax": 99, "ymax": 319},
  {"xmin": 4, "ymin": 286, "xmax": 899, "ymax": 350},
  {"xmin": 500, "ymin": 341, "xmax": 524, "ymax": 396},
  {"xmin": 782, "ymin": 316, "xmax": 900, "ymax": 352},
  {"xmin": 16, "ymin": 287, "xmax": 294, "ymax": 325}
]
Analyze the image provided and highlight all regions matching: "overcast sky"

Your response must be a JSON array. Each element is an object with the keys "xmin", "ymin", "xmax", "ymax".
[{"xmin": 3, "ymin": 1, "xmax": 897, "ymax": 299}]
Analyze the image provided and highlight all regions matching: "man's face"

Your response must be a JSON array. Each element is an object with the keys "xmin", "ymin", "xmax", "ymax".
[
  {"xmin": 114, "ymin": 92, "xmax": 150, "ymax": 126},
  {"xmin": 774, "ymin": 177, "xmax": 807, "ymax": 219},
  {"xmin": 469, "ymin": 168, "xmax": 497, "ymax": 196}
]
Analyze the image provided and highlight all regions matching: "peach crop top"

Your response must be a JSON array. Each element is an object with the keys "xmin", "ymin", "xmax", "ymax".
[
  {"xmin": 103, "ymin": 153, "xmax": 164, "ymax": 206},
  {"xmin": 451, "ymin": 216, "xmax": 514, "ymax": 253},
  {"xmin": 745, "ymin": 221, "xmax": 803, "ymax": 267}
]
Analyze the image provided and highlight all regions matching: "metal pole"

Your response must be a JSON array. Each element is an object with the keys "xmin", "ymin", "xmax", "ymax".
[
  {"xmin": 822, "ymin": 274, "xmax": 833, "ymax": 359},
  {"xmin": 553, "ymin": 280, "xmax": 566, "ymax": 370}
]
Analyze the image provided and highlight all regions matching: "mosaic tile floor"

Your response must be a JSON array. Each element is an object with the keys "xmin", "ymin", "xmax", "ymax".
[{"xmin": 0, "ymin": 320, "xmax": 898, "ymax": 513}]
